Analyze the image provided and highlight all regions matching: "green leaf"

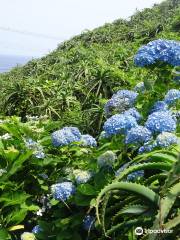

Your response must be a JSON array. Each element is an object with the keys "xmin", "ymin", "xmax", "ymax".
[
  {"xmin": 77, "ymin": 183, "xmax": 97, "ymax": 196},
  {"xmin": 74, "ymin": 192, "xmax": 92, "ymax": 206},
  {"xmin": 6, "ymin": 208, "xmax": 27, "ymax": 224},
  {"xmin": 0, "ymin": 139, "xmax": 4, "ymax": 150},
  {"xmin": 0, "ymin": 229, "xmax": 11, "ymax": 240},
  {"xmin": 116, "ymin": 162, "xmax": 171, "ymax": 182},
  {"xmin": 150, "ymin": 153, "xmax": 177, "ymax": 163},
  {"xmin": 144, "ymin": 79, "xmax": 153, "ymax": 90},
  {"xmin": 117, "ymin": 204, "xmax": 148, "ymax": 215},
  {"xmin": 96, "ymin": 182, "xmax": 160, "ymax": 224},
  {"xmin": 0, "ymin": 191, "xmax": 30, "ymax": 207},
  {"xmin": 164, "ymin": 215, "xmax": 180, "ymax": 230},
  {"xmin": 5, "ymin": 150, "xmax": 33, "ymax": 179},
  {"xmin": 4, "ymin": 147, "xmax": 19, "ymax": 162}
]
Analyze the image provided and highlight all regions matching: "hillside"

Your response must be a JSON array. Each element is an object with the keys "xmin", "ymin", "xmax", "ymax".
[
  {"xmin": 0, "ymin": 0, "xmax": 180, "ymax": 135},
  {"xmin": 0, "ymin": 1, "xmax": 179, "ymax": 239}
]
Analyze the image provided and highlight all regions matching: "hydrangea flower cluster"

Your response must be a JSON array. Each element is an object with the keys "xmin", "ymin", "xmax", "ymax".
[
  {"xmin": 52, "ymin": 127, "xmax": 81, "ymax": 147},
  {"xmin": 73, "ymin": 169, "xmax": 92, "ymax": 184},
  {"xmin": 123, "ymin": 108, "xmax": 142, "ymax": 122},
  {"xmin": 145, "ymin": 111, "xmax": 176, "ymax": 133},
  {"xmin": 104, "ymin": 90, "xmax": 138, "ymax": 116},
  {"xmin": 99, "ymin": 131, "xmax": 110, "ymax": 139},
  {"xmin": 115, "ymin": 163, "xmax": 144, "ymax": 181},
  {"xmin": 151, "ymin": 101, "xmax": 168, "ymax": 113},
  {"xmin": 32, "ymin": 225, "xmax": 42, "ymax": 234},
  {"xmin": 80, "ymin": 134, "xmax": 97, "ymax": 147},
  {"xmin": 51, "ymin": 182, "xmax": 76, "ymax": 201},
  {"xmin": 103, "ymin": 114, "xmax": 137, "ymax": 136},
  {"xmin": 83, "ymin": 215, "xmax": 95, "ymax": 231},
  {"xmin": 138, "ymin": 141, "xmax": 157, "ymax": 154},
  {"xmin": 156, "ymin": 132, "xmax": 178, "ymax": 147},
  {"xmin": 102, "ymin": 87, "xmax": 179, "ymax": 154},
  {"xmin": 25, "ymin": 138, "xmax": 45, "ymax": 159},
  {"xmin": 138, "ymin": 132, "xmax": 178, "ymax": 154},
  {"xmin": 21, "ymin": 232, "xmax": 35, "ymax": 240},
  {"xmin": 52, "ymin": 127, "xmax": 97, "ymax": 148},
  {"xmin": 125, "ymin": 126, "xmax": 152, "ymax": 145},
  {"xmin": 134, "ymin": 39, "xmax": 180, "ymax": 67},
  {"xmin": 97, "ymin": 151, "xmax": 117, "ymax": 168},
  {"xmin": 115, "ymin": 90, "xmax": 138, "ymax": 103},
  {"xmin": 164, "ymin": 89, "xmax": 180, "ymax": 105}
]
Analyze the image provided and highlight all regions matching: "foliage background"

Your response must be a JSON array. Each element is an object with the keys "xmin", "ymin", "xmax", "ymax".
[
  {"xmin": 0, "ymin": 0, "xmax": 179, "ymax": 135},
  {"xmin": 0, "ymin": 0, "xmax": 179, "ymax": 240}
]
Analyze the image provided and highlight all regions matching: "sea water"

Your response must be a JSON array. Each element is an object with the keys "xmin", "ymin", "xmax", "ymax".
[{"xmin": 0, "ymin": 54, "xmax": 31, "ymax": 73}]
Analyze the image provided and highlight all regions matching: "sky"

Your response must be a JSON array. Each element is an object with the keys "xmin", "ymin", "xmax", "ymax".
[{"xmin": 0, "ymin": 0, "xmax": 164, "ymax": 57}]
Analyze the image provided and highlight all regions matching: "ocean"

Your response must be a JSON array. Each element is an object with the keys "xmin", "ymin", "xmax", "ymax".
[{"xmin": 0, "ymin": 54, "xmax": 32, "ymax": 73}]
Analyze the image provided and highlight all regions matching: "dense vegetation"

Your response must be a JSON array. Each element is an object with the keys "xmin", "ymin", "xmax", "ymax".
[
  {"xmin": 0, "ymin": 0, "xmax": 179, "ymax": 135},
  {"xmin": 0, "ymin": 0, "xmax": 179, "ymax": 240}
]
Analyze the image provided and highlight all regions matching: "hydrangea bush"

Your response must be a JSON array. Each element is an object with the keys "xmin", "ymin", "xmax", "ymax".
[{"xmin": 0, "ymin": 39, "xmax": 179, "ymax": 240}]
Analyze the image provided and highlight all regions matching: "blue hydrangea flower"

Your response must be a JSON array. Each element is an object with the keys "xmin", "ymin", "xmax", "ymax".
[
  {"xmin": 138, "ymin": 141, "xmax": 157, "ymax": 154},
  {"xmin": 83, "ymin": 215, "xmax": 95, "ymax": 231},
  {"xmin": 51, "ymin": 127, "xmax": 81, "ymax": 147},
  {"xmin": 80, "ymin": 134, "xmax": 97, "ymax": 147},
  {"xmin": 99, "ymin": 131, "xmax": 110, "ymax": 140},
  {"xmin": 115, "ymin": 90, "xmax": 138, "ymax": 102},
  {"xmin": 73, "ymin": 169, "xmax": 92, "ymax": 184},
  {"xmin": 123, "ymin": 108, "xmax": 142, "ymax": 121},
  {"xmin": 134, "ymin": 50, "xmax": 156, "ymax": 66},
  {"xmin": 97, "ymin": 151, "xmax": 117, "ymax": 168},
  {"xmin": 115, "ymin": 163, "xmax": 144, "ymax": 181},
  {"xmin": 103, "ymin": 114, "xmax": 137, "ymax": 136},
  {"xmin": 134, "ymin": 39, "xmax": 180, "ymax": 67},
  {"xmin": 25, "ymin": 138, "xmax": 45, "ymax": 159},
  {"xmin": 134, "ymin": 82, "xmax": 145, "ymax": 92},
  {"xmin": 125, "ymin": 126, "xmax": 152, "ymax": 145},
  {"xmin": 51, "ymin": 182, "xmax": 76, "ymax": 201},
  {"xmin": 25, "ymin": 138, "xmax": 37, "ymax": 149},
  {"xmin": 159, "ymin": 44, "xmax": 180, "ymax": 66},
  {"xmin": 151, "ymin": 101, "xmax": 168, "ymax": 113},
  {"xmin": 104, "ymin": 90, "xmax": 138, "ymax": 115},
  {"xmin": 156, "ymin": 132, "xmax": 178, "ymax": 148},
  {"xmin": 34, "ymin": 149, "xmax": 46, "ymax": 158},
  {"xmin": 104, "ymin": 97, "xmax": 130, "ymax": 116},
  {"xmin": 32, "ymin": 225, "xmax": 42, "ymax": 234},
  {"xmin": 145, "ymin": 111, "xmax": 176, "ymax": 133},
  {"xmin": 164, "ymin": 89, "xmax": 180, "ymax": 105}
]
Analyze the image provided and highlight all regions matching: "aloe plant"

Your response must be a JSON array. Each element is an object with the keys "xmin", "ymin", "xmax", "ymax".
[{"xmin": 95, "ymin": 151, "xmax": 180, "ymax": 239}]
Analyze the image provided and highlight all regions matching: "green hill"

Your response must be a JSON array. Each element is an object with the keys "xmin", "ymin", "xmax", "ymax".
[{"xmin": 0, "ymin": 0, "xmax": 179, "ymax": 134}]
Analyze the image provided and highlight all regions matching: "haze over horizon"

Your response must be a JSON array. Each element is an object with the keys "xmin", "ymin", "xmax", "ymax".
[{"xmin": 0, "ymin": 0, "xmax": 163, "ymax": 58}]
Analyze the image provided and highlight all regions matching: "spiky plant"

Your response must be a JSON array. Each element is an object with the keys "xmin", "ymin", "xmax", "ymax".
[{"xmin": 95, "ymin": 149, "xmax": 180, "ymax": 240}]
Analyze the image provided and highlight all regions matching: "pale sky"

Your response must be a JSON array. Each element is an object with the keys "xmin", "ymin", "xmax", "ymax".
[{"xmin": 0, "ymin": 0, "xmax": 164, "ymax": 57}]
